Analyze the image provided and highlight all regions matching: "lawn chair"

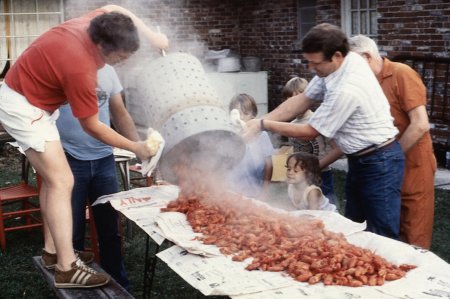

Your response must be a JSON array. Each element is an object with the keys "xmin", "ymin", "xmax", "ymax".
[
  {"xmin": 83, "ymin": 203, "xmax": 100, "ymax": 263},
  {"xmin": 129, "ymin": 164, "xmax": 153, "ymax": 188},
  {"xmin": 0, "ymin": 156, "xmax": 42, "ymax": 251}
]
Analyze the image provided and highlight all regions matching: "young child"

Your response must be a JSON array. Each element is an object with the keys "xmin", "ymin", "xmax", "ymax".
[
  {"xmin": 282, "ymin": 76, "xmax": 338, "ymax": 205},
  {"xmin": 281, "ymin": 76, "xmax": 309, "ymax": 101},
  {"xmin": 228, "ymin": 93, "xmax": 275, "ymax": 199},
  {"xmin": 286, "ymin": 152, "xmax": 336, "ymax": 211}
]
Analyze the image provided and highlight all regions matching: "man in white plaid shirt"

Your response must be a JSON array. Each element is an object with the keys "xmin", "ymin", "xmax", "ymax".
[{"xmin": 243, "ymin": 23, "xmax": 404, "ymax": 240}]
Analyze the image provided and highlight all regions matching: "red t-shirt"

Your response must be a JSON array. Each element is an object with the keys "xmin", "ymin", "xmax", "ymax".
[{"xmin": 5, "ymin": 9, "xmax": 106, "ymax": 118}]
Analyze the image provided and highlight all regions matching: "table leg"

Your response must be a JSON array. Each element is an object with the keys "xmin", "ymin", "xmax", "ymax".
[
  {"xmin": 115, "ymin": 158, "xmax": 134, "ymax": 238},
  {"xmin": 143, "ymin": 235, "xmax": 160, "ymax": 299}
]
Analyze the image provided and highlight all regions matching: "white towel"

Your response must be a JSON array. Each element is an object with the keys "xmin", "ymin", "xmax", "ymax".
[
  {"xmin": 140, "ymin": 128, "xmax": 165, "ymax": 177},
  {"xmin": 230, "ymin": 109, "xmax": 246, "ymax": 129}
]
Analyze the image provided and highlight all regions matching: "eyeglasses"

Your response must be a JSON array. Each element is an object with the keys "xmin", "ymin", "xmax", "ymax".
[
  {"xmin": 305, "ymin": 59, "xmax": 329, "ymax": 67},
  {"xmin": 303, "ymin": 52, "xmax": 335, "ymax": 67}
]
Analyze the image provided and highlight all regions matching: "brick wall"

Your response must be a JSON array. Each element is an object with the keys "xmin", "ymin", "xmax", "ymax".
[
  {"xmin": 376, "ymin": 1, "xmax": 450, "ymax": 152},
  {"xmin": 377, "ymin": 1, "xmax": 450, "ymax": 57},
  {"xmin": 63, "ymin": 0, "xmax": 305, "ymax": 110},
  {"xmin": 316, "ymin": 0, "xmax": 341, "ymax": 26},
  {"xmin": 63, "ymin": 0, "xmax": 449, "ymax": 149},
  {"xmin": 64, "ymin": 0, "xmax": 240, "ymax": 58},
  {"xmin": 64, "ymin": 0, "xmax": 448, "ymax": 61},
  {"xmin": 234, "ymin": 0, "xmax": 303, "ymax": 110}
]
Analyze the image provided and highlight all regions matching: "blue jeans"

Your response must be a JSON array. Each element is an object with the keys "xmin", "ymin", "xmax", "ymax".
[
  {"xmin": 344, "ymin": 141, "xmax": 404, "ymax": 240},
  {"xmin": 66, "ymin": 153, "xmax": 130, "ymax": 290}
]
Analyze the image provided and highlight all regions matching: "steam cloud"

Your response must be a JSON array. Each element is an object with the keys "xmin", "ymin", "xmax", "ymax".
[{"xmin": 109, "ymin": 7, "xmax": 246, "ymax": 190}]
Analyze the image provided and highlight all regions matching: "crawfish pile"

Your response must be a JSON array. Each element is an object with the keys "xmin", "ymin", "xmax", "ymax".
[{"xmin": 161, "ymin": 191, "xmax": 416, "ymax": 287}]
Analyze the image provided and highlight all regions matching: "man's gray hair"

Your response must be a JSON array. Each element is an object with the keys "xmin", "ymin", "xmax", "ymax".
[{"xmin": 348, "ymin": 35, "xmax": 382, "ymax": 59}]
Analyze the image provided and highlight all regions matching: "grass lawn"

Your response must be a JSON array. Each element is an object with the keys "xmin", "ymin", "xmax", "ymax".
[{"xmin": 0, "ymin": 144, "xmax": 449, "ymax": 298}]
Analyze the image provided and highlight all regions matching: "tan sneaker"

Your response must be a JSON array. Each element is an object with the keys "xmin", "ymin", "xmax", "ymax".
[
  {"xmin": 41, "ymin": 249, "xmax": 95, "ymax": 269},
  {"xmin": 54, "ymin": 259, "xmax": 110, "ymax": 288}
]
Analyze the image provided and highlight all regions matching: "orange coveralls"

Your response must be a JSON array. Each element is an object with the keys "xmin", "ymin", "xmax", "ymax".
[{"xmin": 377, "ymin": 58, "xmax": 437, "ymax": 249}]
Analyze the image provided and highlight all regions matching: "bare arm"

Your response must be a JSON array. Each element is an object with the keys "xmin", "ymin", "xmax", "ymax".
[
  {"xmin": 241, "ymin": 93, "xmax": 314, "ymax": 139},
  {"xmin": 266, "ymin": 93, "xmax": 314, "ymax": 121},
  {"xmin": 101, "ymin": 5, "xmax": 169, "ymax": 50},
  {"xmin": 307, "ymin": 188, "xmax": 322, "ymax": 210},
  {"xmin": 319, "ymin": 139, "xmax": 343, "ymax": 169},
  {"xmin": 399, "ymin": 105, "xmax": 430, "ymax": 153},
  {"xmin": 78, "ymin": 114, "xmax": 150, "ymax": 161},
  {"xmin": 109, "ymin": 92, "xmax": 140, "ymax": 142},
  {"xmin": 262, "ymin": 121, "xmax": 320, "ymax": 140}
]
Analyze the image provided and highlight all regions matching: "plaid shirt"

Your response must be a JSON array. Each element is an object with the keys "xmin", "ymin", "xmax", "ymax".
[{"xmin": 305, "ymin": 52, "xmax": 398, "ymax": 154}]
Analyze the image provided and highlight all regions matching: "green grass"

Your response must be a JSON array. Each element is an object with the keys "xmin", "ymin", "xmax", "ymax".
[
  {"xmin": 430, "ymin": 188, "xmax": 450, "ymax": 262},
  {"xmin": 1, "ymin": 144, "xmax": 449, "ymax": 298}
]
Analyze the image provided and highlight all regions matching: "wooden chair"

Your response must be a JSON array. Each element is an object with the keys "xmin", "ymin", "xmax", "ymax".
[
  {"xmin": 129, "ymin": 164, "xmax": 153, "ymax": 188},
  {"xmin": 0, "ymin": 156, "xmax": 42, "ymax": 251}
]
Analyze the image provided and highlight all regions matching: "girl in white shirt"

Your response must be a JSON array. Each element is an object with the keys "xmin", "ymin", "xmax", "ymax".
[{"xmin": 286, "ymin": 152, "xmax": 336, "ymax": 212}]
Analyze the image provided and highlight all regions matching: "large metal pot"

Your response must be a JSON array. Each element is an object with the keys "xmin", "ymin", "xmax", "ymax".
[{"xmin": 134, "ymin": 53, "xmax": 245, "ymax": 182}]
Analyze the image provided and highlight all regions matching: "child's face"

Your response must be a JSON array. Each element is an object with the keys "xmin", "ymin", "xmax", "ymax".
[
  {"xmin": 285, "ymin": 158, "xmax": 307, "ymax": 184},
  {"xmin": 234, "ymin": 104, "xmax": 253, "ymax": 122}
]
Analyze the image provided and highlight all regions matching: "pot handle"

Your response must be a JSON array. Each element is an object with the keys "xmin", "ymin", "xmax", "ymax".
[{"xmin": 156, "ymin": 26, "xmax": 166, "ymax": 57}]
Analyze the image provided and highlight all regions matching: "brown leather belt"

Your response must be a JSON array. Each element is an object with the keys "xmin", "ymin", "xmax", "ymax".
[{"xmin": 347, "ymin": 137, "xmax": 397, "ymax": 158}]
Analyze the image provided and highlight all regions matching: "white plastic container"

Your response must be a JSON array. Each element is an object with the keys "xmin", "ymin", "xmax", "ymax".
[
  {"xmin": 242, "ymin": 56, "xmax": 261, "ymax": 72},
  {"xmin": 217, "ymin": 56, "xmax": 241, "ymax": 72}
]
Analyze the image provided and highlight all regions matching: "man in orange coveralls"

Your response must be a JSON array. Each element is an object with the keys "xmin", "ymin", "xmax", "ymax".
[{"xmin": 349, "ymin": 35, "xmax": 437, "ymax": 249}]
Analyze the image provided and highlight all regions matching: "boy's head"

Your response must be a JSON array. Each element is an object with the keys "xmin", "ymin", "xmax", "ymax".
[
  {"xmin": 281, "ymin": 77, "xmax": 309, "ymax": 100},
  {"xmin": 229, "ymin": 93, "xmax": 258, "ymax": 121}
]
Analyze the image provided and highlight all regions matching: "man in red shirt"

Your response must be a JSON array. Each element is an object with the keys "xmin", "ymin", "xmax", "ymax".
[
  {"xmin": 0, "ymin": 5, "xmax": 168, "ymax": 288},
  {"xmin": 349, "ymin": 35, "xmax": 437, "ymax": 249}
]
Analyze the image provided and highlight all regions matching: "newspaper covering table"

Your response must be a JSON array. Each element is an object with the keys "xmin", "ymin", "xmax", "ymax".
[{"xmin": 94, "ymin": 185, "xmax": 450, "ymax": 298}]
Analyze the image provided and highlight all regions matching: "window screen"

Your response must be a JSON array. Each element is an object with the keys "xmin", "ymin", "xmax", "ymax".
[{"xmin": 0, "ymin": 0, "xmax": 64, "ymax": 78}]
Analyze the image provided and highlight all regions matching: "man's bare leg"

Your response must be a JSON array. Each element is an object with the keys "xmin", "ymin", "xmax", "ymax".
[
  {"xmin": 39, "ymin": 184, "xmax": 56, "ymax": 253},
  {"xmin": 26, "ymin": 141, "xmax": 76, "ymax": 271}
]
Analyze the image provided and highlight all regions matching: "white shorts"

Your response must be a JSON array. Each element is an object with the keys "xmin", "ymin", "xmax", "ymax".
[{"xmin": 0, "ymin": 83, "xmax": 60, "ymax": 152}]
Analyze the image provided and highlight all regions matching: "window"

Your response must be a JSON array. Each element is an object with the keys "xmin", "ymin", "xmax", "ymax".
[
  {"xmin": 341, "ymin": 0, "xmax": 377, "ymax": 37},
  {"xmin": 297, "ymin": 0, "xmax": 317, "ymax": 40},
  {"xmin": 0, "ymin": 0, "xmax": 64, "ymax": 79}
]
